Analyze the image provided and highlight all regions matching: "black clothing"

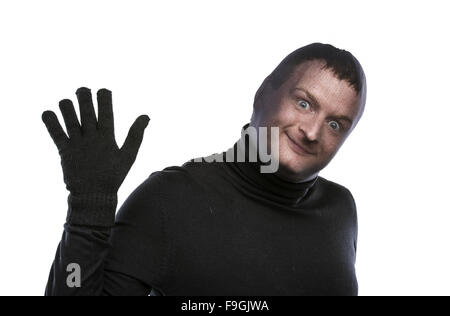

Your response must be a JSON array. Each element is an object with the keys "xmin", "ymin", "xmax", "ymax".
[
  {"xmin": 41, "ymin": 87, "xmax": 151, "ymax": 227},
  {"xmin": 45, "ymin": 123, "xmax": 358, "ymax": 296}
]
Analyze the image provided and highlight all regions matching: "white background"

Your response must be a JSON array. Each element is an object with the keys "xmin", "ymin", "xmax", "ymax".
[{"xmin": 0, "ymin": 0, "xmax": 449, "ymax": 296}]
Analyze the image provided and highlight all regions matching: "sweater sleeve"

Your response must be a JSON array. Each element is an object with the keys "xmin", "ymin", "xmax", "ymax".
[{"xmin": 45, "ymin": 170, "xmax": 172, "ymax": 296}]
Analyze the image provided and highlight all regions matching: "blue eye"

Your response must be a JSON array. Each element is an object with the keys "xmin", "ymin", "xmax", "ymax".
[
  {"xmin": 329, "ymin": 121, "xmax": 340, "ymax": 131},
  {"xmin": 298, "ymin": 100, "xmax": 310, "ymax": 109}
]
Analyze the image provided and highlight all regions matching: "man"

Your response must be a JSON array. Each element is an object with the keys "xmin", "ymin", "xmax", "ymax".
[{"xmin": 42, "ymin": 42, "xmax": 366, "ymax": 296}]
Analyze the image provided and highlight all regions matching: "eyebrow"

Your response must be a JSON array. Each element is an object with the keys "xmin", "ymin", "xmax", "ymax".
[{"xmin": 292, "ymin": 87, "xmax": 354, "ymax": 126}]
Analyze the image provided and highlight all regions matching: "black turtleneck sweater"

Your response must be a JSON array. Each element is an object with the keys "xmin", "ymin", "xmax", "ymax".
[{"xmin": 45, "ymin": 123, "xmax": 358, "ymax": 296}]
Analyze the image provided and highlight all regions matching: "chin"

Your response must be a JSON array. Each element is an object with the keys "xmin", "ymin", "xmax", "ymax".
[
  {"xmin": 278, "ymin": 148, "xmax": 310, "ymax": 175},
  {"xmin": 276, "ymin": 162, "xmax": 316, "ymax": 182},
  {"xmin": 278, "ymin": 135, "xmax": 321, "ymax": 174},
  {"xmin": 279, "ymin": 134, "xmax": 308, "ymax": 162}
]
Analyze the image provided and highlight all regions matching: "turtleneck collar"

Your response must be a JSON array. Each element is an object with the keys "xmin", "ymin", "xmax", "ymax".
[{"xmin": 220, "ymin": 122, "xmax": 319, "ymax": 208}]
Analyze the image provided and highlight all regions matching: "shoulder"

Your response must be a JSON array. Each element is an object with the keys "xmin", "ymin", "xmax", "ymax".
[
  {"xmin": 138, "ymin": 158, "xmax": 207, "ymax": 195},
  {"xmin": 315, "ymin": 176, "xmax": 357, "ymax": 211},
  {"xmin": 315, "ymin": 176, "xmax": 358, "ymax": 242},
  {"xmin": 145, "ymin": 152, "xmax": 221, "ymax": 184},
  {"xmin": 115, "ymin": 163, "xmax": 199, "ymax": 221}
]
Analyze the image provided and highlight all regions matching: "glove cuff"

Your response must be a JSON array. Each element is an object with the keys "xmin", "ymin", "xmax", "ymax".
[{"xmin": 66, "ymin": 192, "xmax": 118, "ymax": 227}]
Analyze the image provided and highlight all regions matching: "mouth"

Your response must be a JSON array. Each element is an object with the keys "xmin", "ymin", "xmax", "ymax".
[{"xmin": 285, "ymin": 133, "xmax": 315, "ymax": 156}]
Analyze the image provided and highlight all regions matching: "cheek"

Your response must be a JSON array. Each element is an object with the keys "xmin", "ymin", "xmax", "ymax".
[
  {"xmin": 320, "ymin": 137, "xmax": 344, "ymax": 159},
  {"xmin": 267, "ymin": 102, "xmax": 298, "ymax": 127}
]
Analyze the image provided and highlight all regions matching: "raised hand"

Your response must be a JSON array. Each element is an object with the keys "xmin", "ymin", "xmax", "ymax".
[{"xmin": 42, "ymin": 87, "xmax": 150, "ymax": 226}]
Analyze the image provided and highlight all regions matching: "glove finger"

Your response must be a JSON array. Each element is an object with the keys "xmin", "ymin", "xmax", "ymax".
[
  {"xmin": 42, "ymin": 110, "xmax": 69, "ymax": 151},
  {"xmin": 120, "ymin": 115, "xmax": 150, "ymax": 165},
  {"xmin": 97, "ymin": 88, "xmax": 115, "ymax": 138},
  {"xmin": 59, "ymin": 99, "xmax": 81, "ymax": 139},
  {"xmin": 76, "ymin": 87, "xmax": 97, "ymax": 133}
]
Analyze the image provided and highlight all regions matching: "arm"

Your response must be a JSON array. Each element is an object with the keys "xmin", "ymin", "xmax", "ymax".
[
  {"xmin": 45, "ymin": 223, "xmax": 153, "ymax": 296},
  {"xmin": 45, "ymin": 187, "xmax": 165, "ymax": 296},
  {"xmin": 42, "ymin": 87, "xmax": 152, "ymax": 295}
]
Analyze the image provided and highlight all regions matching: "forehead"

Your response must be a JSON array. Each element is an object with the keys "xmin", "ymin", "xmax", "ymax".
[{"xmin": 283, "ymin": 60, "xmax": 362, "ymax": 119}]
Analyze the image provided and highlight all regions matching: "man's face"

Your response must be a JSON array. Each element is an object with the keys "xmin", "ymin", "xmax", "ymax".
[{"xmin": 251, "ymin": 59, "xmax": 363, "ymax": 182}]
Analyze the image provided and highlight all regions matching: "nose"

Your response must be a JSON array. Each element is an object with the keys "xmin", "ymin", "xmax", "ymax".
[{"xmin": 298, "ymin": 115, "xmax": 322, "ymax": 142}]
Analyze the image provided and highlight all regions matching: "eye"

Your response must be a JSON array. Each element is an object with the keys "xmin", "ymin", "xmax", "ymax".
[
  {"xmin": 297, "ymin": 100, "xmax": 310, "ymax": 110},
  {"xmin": 328, "ymin": 121, "xmax": 340, "ymax": 131}
]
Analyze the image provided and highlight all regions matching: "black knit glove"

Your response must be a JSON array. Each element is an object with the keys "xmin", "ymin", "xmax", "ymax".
[{"xmin": 42, "ymin": 87, "xmax": 150, "ymax": 227}]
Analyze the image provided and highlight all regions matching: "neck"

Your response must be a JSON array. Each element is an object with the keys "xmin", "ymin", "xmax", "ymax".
[
  {"xmin": 273, "ymin": 165, "xmax": 319, "ymax": 183},
  {"xmin": 220, "ymin": 122, "xmax": 319, "ymax": 207}
]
